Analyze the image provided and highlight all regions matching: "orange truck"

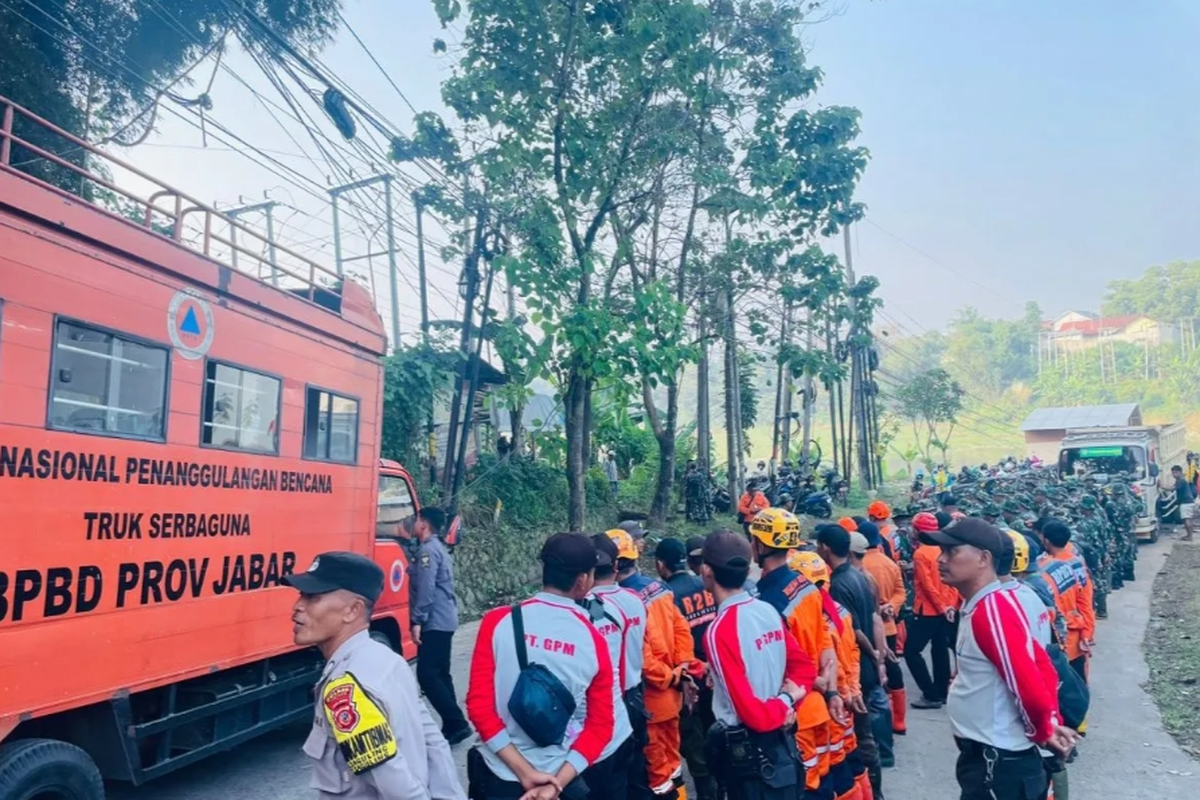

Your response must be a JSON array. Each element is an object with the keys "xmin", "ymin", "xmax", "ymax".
[{"xmin": 0, "ymin": 96, "xmax": 421, "ymax": 798}]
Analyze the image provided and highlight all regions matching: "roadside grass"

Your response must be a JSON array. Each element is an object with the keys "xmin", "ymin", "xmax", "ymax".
[{"xmin": 1145, "ymin": 543, "xmax": 1200, "ymax": 759}]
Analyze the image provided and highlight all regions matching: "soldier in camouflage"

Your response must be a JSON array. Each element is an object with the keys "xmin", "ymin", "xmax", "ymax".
[{"xmin": 1078, "ymin": 496, "xmax": 1111, "ymax": 618}]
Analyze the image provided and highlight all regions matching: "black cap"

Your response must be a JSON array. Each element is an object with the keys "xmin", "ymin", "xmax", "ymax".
[
  {"xmin": 702, "ymin": 530, "xmax": 752, "ymax": 570},
  {"xmin": 934, "ymin": 511, "xmax": 953, "ymax": 530},
  {"xmin": 284, "ymin": 551, "xmax": 384, "ymax": 602},
  {"xmin": 655, "ymin": 538, "xmax": 688, "ymax": 571},
  {"xmin": 686, "ymin": 536, "xmax": 707, "ymax": 558},
  {"xmin": 919, "ymin": 518, "xmax": 1008, "ymax": 560},
  {"xmin": 618, "ymin": 521, "xmax": 647, "ymax": 540},
  {"xmin": 590, "ymin": 533, "xmax": 617, "ymax": 568},
  {"xmin": 541, "ymin": 533, "xmax": 601, "ymax": 575},
  {"xmin": 857, "ymin": 521, "xmax": 882, "ymax": 549}
]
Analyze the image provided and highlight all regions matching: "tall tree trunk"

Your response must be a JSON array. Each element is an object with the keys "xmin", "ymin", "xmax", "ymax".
[
  {"xmin": 697, "ymin": 308, "xmax": 711, "ymax": 475},
  {"xmin": 508, "ymin": 403, "xmax": 525, "ymax": 458},
  {"xmin": 565, "ymin": 368, "xmax": 588, "ymax": 530},
  {"xmin": 645, "ymin": 380, "xmax": 680, "ymax": 526},
  {"xmin": 800, "ymin": 314, "xmax": 815, "ymax": 471},
  {"xmin": 721, "ymin": 291, "xmax": 740, "ymax": 501}
]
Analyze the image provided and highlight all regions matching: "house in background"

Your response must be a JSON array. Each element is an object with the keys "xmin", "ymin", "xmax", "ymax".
[
  {"xmin": 1020, "ymin": 403, "xmax": 1142, "ymax": 461},
  {"xmin": 1043, "ymin": 311, "xmax": 1178, "ymax": 353}
]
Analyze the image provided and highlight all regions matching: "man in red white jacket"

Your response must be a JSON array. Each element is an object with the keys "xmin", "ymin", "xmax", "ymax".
[
  {"xmin": 698, "ymin": 530, "xmax": 816, "ymax": 800},
  {"xmin": 921, "ymin": 518, "xmax": 1077, "ymax": 800},
  {"xmin": 466, "ymin": 533, "xmax": 615, "ymax": 800}
]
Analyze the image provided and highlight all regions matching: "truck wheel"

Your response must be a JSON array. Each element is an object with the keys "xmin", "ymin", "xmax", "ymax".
[
  {"xmin": 370, "ymin": 630, "xmax": 396, "ymax": 652},
  {"xmin": 1148, "ymin": 524, "xmax": 1159, "ymax": 544},
  {"xmin": 0, "ymin": 739, "xmax": 104, "ymax": 800}
]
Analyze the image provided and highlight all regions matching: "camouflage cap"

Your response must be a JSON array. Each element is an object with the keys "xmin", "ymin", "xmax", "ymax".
[
  {"xmin": 1002, "ymin": 500, "xmax": 1021, "ymax": 514},
  {"xmin": 982, "ymin": 504, "xmax": 1002, "ymax": 517},
  {"xmin": 1080, "ymin": 495, "xmax": 1099, "ymax": 510}
]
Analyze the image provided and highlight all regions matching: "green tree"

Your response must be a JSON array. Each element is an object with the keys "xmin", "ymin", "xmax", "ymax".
[
  {"xmin": 1103, "ymin": 261, "xmax": 1200, "ymax": 322},
  {"xmin": 1, "ymin": 0, "xmax": 342, "ymax": 190},
  {"xmin": 892, "ymin": 368, "xmax": 965, "ymax": 465}
]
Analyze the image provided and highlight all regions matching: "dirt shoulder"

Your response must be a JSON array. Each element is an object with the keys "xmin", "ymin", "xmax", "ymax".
[{"xmin": 1146, "ymin": 541, "xmax": 1200, "ymax": 759}]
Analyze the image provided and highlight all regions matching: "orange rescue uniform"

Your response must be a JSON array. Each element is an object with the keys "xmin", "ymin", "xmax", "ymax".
[
  {"xmin": 638, "ymin": 579, "xmax": 695, "ymax": 799},
  {"xmin": 912, "ymin": 544, "xmax": 960, "ymax": 616}
]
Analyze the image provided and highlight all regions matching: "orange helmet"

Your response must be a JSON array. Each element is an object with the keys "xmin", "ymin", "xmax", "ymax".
[
  {"xmin": 838, "ymin": 517, "xmax": 858, "ymax": 533},
  {"xmin": 788, "ymin": 549, "xmax": 831, "ymax": 585},
  {"xmin": 868, "ymin": 501, "xmax": 891, "ymax": 521},
  {"xmin": 605, "ymin": 529, "xmax": 639, "ymax": 560}
]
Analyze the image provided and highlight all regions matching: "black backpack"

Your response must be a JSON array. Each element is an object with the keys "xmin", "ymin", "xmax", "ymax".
[{"xmin": 506, "ymin": 604, "xmax": 577, "ymax": 748}]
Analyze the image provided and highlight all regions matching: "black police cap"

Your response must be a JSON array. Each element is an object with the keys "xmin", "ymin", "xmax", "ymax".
[{"xmin": 283, "ymin": 551, "xmax": 384, "ymax": 602}]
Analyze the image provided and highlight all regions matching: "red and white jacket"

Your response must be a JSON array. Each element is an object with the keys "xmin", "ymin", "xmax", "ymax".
[
  {"xmin": 588, "ymin": 587, "xmax": 638, "ymax": 760},
  {"xmin": 948, "ymin": 581, "xmax": 1061, "ymax": 751},
  {"xmin": 592, "ymin": 583, "xmax": 648, "ymax": 692},
  {"xmin": 467, "ymin": 593, "xmax": 615, "ymax": 780},
  {"xmin": 704, "ymin": 592, "xmax": 817, "ymax": 733}
]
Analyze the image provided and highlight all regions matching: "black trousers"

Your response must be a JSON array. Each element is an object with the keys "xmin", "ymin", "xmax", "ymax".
[
  {"xmin": 884, "ymin": 634, "xmax": 905, "ymax": 691},
  {"xmin": 955, "ymin": 738, "xmax": 1048, "ymax": 800},
  {"xmin": 904, "ymin": 615, "xmax": 953, "ymax": 702},
  {"xmin": 417, "ymin": 629, "xmax": 469, "ymax": 736},
  {"xmin": 679, "ymin": 688, "xmax": 718, "ymax": 800},
  {"xmin": 584, "ymin": 738, "xmax": 633, "ymax": 800},
  {"xmin": 853, "ymin": 710, "xmax": 884, "ymax": 800}
]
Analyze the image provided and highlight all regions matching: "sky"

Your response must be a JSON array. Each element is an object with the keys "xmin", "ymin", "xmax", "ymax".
[{"xmin": 124, "ymin": 0, "xmax": 1200, "ymax": 339}]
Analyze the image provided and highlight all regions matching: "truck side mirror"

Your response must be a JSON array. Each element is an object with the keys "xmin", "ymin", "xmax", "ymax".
[{"xmin": 1150, "ymin": 463, "xmax": 1160, "ymax": 478}]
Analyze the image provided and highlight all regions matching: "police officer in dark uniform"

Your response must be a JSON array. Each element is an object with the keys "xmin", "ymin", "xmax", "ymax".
[{"xmin": 286, "ymin": 551, "xmax": 465, "ymax": 800}]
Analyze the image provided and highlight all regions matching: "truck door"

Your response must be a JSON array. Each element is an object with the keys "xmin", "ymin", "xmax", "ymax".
[{"xmin": 373, "ymin": 469, "xmax": 419, "ymax": 658}]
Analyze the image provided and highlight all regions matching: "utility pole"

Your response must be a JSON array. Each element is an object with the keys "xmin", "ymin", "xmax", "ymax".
[
  {"xmin": 441, "ymin": 206, "xmax": 485, "ymax": 499},
  {"xmin": 414, "ymin": 193, "xmax": 431, "ymax": 344},
  {"xmin": 226, "ymin": 199, "xmax": 279, "ymax": 285},
  {"xmin": 330, "ymin": 175, "xmax": 402, "ymax": 350}
]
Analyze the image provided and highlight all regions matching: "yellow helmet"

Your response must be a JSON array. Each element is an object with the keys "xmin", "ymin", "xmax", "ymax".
[
  {"xmin": 1005, "ymin": 529, "xmax": 1030, "ymax": 574},
  {"xmin": 788, "ymin": 549, "xmax": 830, "ymax": 585},
  {"xmin": 749, "ymin": 508, "xmax": 803, "ymax": 550},
  {"xmin": 605, "ymin": 529, "xmax": 639, "ymax": 561}
]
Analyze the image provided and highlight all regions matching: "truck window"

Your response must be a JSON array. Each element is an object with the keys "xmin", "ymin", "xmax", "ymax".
[
  {"xmin": 377, "ymin": 474, "xmax": 415, "ymax": 538},
  {"xmin": 303, "ymin": 387, "xmax": 360, "ymax": 463},
  {"xmin": 201, "ymin": 361, "xmax": 280, "ymax": 454},
  {"xmin": 49, "ymin": 319, "xmax": 168, "ymax": 440},
  {"xmin": 1059, "ymin": 445, "xmax": 1147, "ymax": 481}
]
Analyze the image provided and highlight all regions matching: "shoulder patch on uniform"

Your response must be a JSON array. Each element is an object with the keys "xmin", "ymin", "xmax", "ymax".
[
  {"xmin": 419, "ymin": 551, "xmax": 432, "ymax": 568},
  {"xmin": 322, "ymin": 672, "xmax": 397, "ymax": 774},
  {"xmin": 640, "ymin": 580, "xmax": 671, "ymax": 603}
]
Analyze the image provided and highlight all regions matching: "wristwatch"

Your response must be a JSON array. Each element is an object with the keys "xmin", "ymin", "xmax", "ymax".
[{"xmin": 823, "ymin": 689, "xmax": 839, "ymax": 702}]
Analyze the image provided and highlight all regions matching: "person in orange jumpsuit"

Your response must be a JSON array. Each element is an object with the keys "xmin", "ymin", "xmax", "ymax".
[
  {"xmin": 790, "ymin": 549, "xmax": 868, "ymax": 800},
  {"xmin": 905, "ymin": 512, "xmax": 961, "ymax": 709},
  {"xmin": 857, "ymin": 522, "xmax": 907, "ymax": 737},
  {"xmin": 1035, "ymin": 521, "xmax": 1096, "ymax": 683},
  {"xmin": 737, "ymin": 480, "xmax": 770, "ymax": 538},
  {"xmin": 749, "ymin": 509, "xmax": 845, "ymax": 798},
  {"xmin": 866, "ymin": 502, "xmax": 899, "ymax": 563},
  {"xmin": 610, "ymin": 529, "xmax": 695, "ymax": 800}
]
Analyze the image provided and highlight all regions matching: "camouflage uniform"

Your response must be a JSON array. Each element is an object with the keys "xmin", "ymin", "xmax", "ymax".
[
  {"xmin": 1078, "ymin": 497, "xmax": 1111, "ymax": 618},
  {"xmin": 1108, "ymin": 484, "xmax": 1139, "ymax": 581}
]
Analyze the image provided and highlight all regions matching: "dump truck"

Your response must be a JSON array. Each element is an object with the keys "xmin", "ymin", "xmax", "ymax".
[
  {"xmin": 0, "ymin": 94, "xmax": 421, "ymax": 799},
  {"xmin": 1057, "ymin": 421, "xmax": 1187, "ymax": 543}
]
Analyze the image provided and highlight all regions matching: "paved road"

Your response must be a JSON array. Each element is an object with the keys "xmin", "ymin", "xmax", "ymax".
[{"xmin": 109, "ymin": 540, "xmax": 1197, "ymax": 799}]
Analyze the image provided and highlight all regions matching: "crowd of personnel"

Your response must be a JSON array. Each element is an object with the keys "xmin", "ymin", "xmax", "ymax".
[{"xmin": 277, "ymin": 458, "xmax": 1158, "ymax": 800}]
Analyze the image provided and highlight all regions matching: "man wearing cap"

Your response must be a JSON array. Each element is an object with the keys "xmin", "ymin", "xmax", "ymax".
[
  {"xmin": 581, "ymin": 534, "xmax": 639, "ymax": 799},
  {"xmin": 403, "ymin": 506, "xmax": 472, "ymax": 746},
  {"xmin": 858, "ymin": 522, "xmax": 908, "ymax": 741},
  {"xmin": 700, "ymin": 531, "xmax": 816, "ymax": 800},
  {"xmin": 817, "ymin": 525, "xmax": 888, "ymax": 800},
  {"xmin": 620, "ymin": 520, "xmax": 651, "ymax": 557},
  {"xmin": 922, "ymin": 519, "xmax": 1076, "ymax": 800},
  {"xmin": 905, "ymin": 512, "xmax": 959, "ymax": 710},
  {"xmin": 1036, "ymin": 522, "xmax": 1095, "ymax": 683},
  {"xmin": 610, "ymin": 529, "xmax": 693, "ymax": 800},
  {"xmin": 466, "ymin": 534, "xmax": 615, "ymax": 800},
  {"xmin": 655, "ymin": 538, "xmax": 718, "ymax": 800},
  {"xmin": 287, "ymin": 551, "xmax": 465, "ymax": 800}
]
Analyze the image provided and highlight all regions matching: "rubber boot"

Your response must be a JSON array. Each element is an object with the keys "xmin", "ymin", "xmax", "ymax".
[
  {"xmin": 889, "ymin": 689, "xmax": 907, "ymax": 735},
  {"xmin": 1095, "ymin": 593, "xmax": 1108, "ymax": 619}
]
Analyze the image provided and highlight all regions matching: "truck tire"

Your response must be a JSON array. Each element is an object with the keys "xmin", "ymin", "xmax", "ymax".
[
  {"xmin": 370, "ymin": 629, "xmax": 396, "ymax": 652},
  {"xmin": 1148, "ymin": 524, "xmax": 1159, "ymax": 545},
  {"xmin": 0, "ymin": 739, "xmax": 104, "ymax": 800}
]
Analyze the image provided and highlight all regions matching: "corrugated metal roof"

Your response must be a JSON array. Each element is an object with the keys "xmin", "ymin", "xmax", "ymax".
[{"xmin": 1020, "ymin": 403, "xmax": 1141, "ymax": 432}]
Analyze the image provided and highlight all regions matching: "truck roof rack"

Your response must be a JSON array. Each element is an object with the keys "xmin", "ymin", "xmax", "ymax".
[{"xmin": 0, "ymin": 94, "xmax": 342, "ymax": 308}]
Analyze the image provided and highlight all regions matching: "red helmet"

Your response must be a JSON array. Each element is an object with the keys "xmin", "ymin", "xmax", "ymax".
[{"xmin": 912, "ymin": 511, "xmax": 940, "ymax": 533}]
